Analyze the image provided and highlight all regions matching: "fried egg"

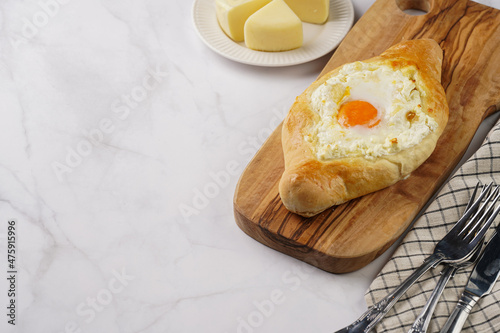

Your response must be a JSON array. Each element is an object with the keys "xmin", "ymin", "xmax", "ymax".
[{"xmin": 306, "ymin": 61, "xmax": 438, "ymax": 160}]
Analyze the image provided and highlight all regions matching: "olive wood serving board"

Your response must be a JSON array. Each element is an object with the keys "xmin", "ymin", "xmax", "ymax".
[{"xmin": 233, "ymin": 0, "xmax": 500, "ymax": 273}]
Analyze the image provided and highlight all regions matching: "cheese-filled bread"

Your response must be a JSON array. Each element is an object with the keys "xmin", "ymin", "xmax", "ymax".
[{"xmin": 279, "ymin": 39, "xmax": 449, "ymax": 217}]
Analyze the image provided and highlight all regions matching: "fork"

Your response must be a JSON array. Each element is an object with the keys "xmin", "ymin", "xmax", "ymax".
[
  {"xmin": 334, "ymin": 182, "xmax": 500, "ymax": 333},
  {"xmin": 407, "ymin": 184, "xmax": 500, "ymax": 333}
]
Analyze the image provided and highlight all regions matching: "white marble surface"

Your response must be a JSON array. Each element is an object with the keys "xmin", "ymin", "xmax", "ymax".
[{"xmin": 0, "ymin": 0, "xmax": 499, "ymax": 332}]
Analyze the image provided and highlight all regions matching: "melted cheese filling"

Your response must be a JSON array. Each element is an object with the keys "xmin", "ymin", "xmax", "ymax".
[{"xmin": 305, "ymin": 61, "xmax": 438, "ymax": 160}]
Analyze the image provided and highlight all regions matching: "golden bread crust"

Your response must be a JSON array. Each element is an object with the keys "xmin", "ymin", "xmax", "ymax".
[{"xmin": 279, "ymin": 39, "xmax": 449, "ymax": 217}]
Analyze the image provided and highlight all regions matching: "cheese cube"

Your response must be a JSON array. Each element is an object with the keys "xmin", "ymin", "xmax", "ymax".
[
  {"xmin": 244, "ymin": 0, "xmax": 303, "ymax": 52},
  {"xmin": 215, "ymin": 0, "xmax": 272, "ymax": 42},
  {"xmin": 284, "ymin": 0, "xmax": 329, "ymax": 24}
]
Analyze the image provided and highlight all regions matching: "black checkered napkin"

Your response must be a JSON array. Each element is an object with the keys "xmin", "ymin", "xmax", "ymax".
[{"xmin": 365, "ymin": 118, "xmax": 500, "ymax": 333}]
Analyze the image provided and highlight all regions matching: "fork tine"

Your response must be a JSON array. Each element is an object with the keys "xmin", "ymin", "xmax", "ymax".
[
  {"xmin": 462, "ymin": 186, "xmax": 500, "ymax": 238},
  {"xmin": 464, "ymin": 186, "xmax": 498, "ymax": 235},
  {"xmin": 447, "ymin": 183, "xmax": 494, "ymax": 237},
  {"xmin": 468, "ymin": 193, "xmax": 500, "ymax": 250},
  {"xmin": 464, "ymin": 182, "xmax": 481, "ymax": 213},
  {"xmin": 464, "ymin": 187, "xmax": 500, "ymax": 241}
]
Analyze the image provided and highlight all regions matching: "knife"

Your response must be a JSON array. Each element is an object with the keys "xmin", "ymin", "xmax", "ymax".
[{"xmin": 440, "ymin": 227, "xmax": 500, "ymax": 333}]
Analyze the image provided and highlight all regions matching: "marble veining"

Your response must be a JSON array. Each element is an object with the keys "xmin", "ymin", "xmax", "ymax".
[{"xmin": 0, "ymin": 0, "xmax": 498, "ymax": 332}]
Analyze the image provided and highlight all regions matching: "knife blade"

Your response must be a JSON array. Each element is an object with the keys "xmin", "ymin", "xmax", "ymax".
[{"xmin": 440, "ymin": 227, "xmax": 500, "ymax": 333}]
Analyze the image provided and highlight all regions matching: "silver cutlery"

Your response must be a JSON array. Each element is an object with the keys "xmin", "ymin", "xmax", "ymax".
[
  {"xmin": 439, "ymin": 215, "xmax": 500, "ymax": 333},
  {"xmin": 334, "ymin": 183, "xmax": 500, "ymax": 333},
  {"xmin": 407, "ymin": 184, "xmax": 497, "ymax": 333}
]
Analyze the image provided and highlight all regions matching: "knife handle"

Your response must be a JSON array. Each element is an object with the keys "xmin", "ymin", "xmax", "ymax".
[{"xmin": 439, "ymin": 290, "xmax": 480, "ymax": 333}]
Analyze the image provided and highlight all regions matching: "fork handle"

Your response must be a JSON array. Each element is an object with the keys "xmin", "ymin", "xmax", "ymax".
[
  {"xmin": 407, "ymin": 265, "xmax": 456, "ymax": 333},
  {"xmin": 439, "ymin": 290, "xmax": 479, "ymax": 333},
  {"xmin": 334, "ymin": 254, "xmax": 441, "ymax": 333}
]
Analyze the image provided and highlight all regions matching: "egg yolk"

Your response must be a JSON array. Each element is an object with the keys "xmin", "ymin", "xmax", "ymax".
[{"xmin": 338, "ymin": 100, "xmax": 380, "ymax": 128}]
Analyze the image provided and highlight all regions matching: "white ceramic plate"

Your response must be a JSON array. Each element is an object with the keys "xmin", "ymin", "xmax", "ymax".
[{"xmin": 192, "ymin": 0, "xmax": 355, "ymax": 67}]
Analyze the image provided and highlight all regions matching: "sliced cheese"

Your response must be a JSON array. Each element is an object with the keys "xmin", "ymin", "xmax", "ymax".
[
  {"xmin": 215, "ymin": 0, "xmax": 272, "ymax": 42},
  {"xmin": 244, "ymin": 0, "xmax": 303, "ymax": 52},
  {"xmin": 284, "ymin": 0, "xmax": 329, "ymax": 24}
]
